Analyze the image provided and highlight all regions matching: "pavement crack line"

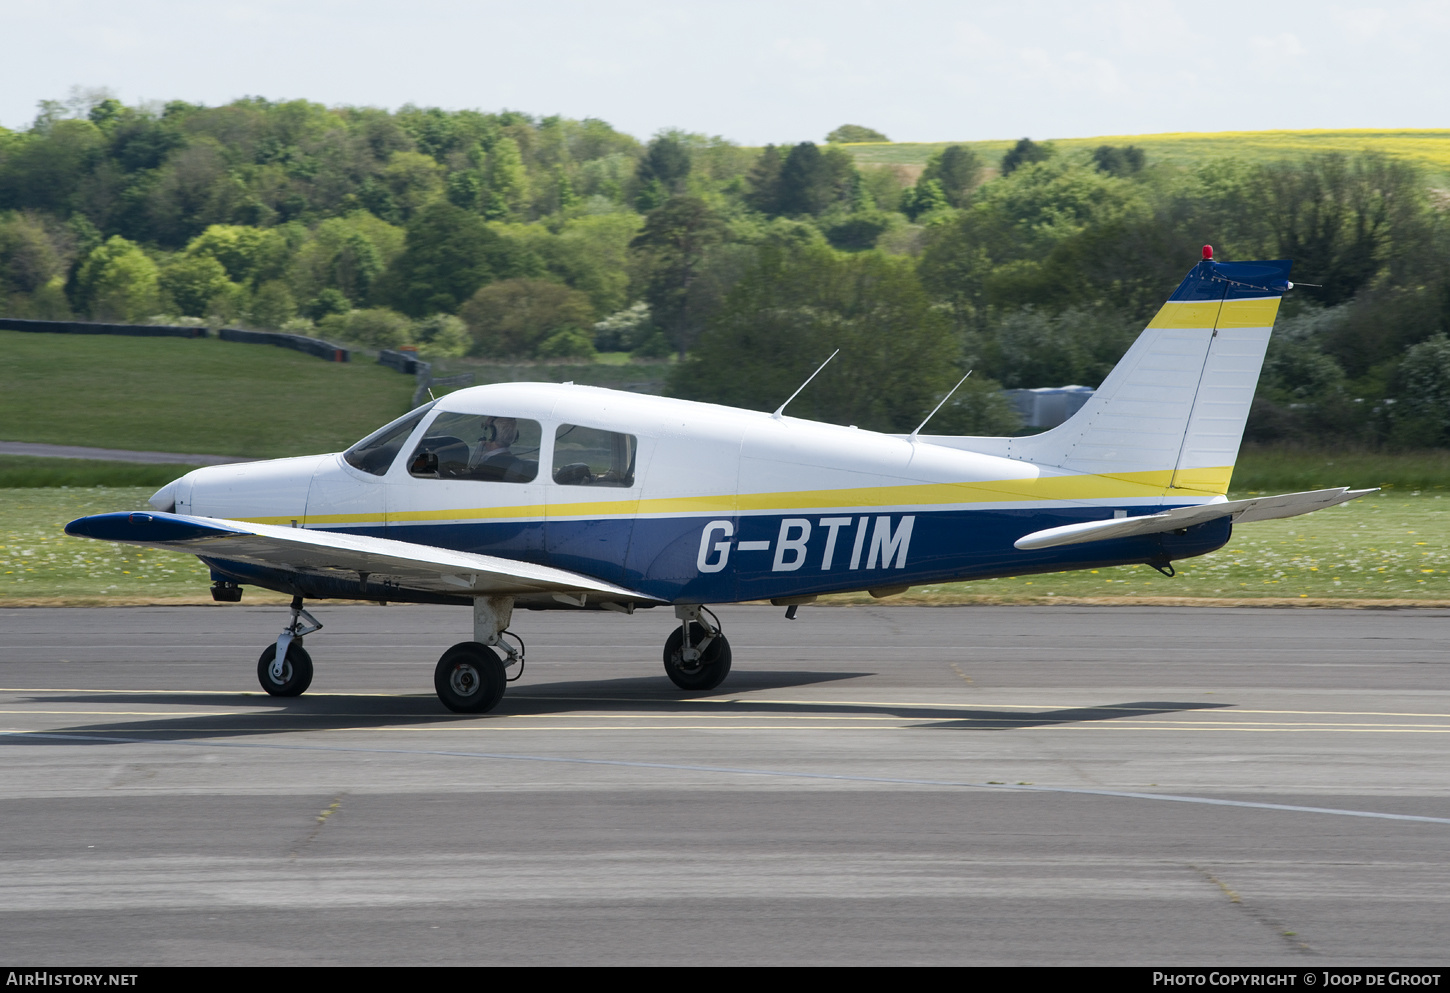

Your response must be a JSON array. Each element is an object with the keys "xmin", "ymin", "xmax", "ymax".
[
  {"xmin": 290, "ymin": 792, "xmax": 346, "ymax": 861},
  {"xmin": 1191, "ymin": 864, "xmax": 1315, "ymax": 955},
  {"xmin": 5, "ymin": 729, "xmax": 1450, "ymax": 827}
]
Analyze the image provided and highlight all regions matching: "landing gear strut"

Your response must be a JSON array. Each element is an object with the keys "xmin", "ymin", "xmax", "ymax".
[
  {"xmin": 257, "ymin": 596, "xmax": 320, "ymax": 696},
  {"xmin": 434, "ymin": 596, "xmax": 522, "ymax": 714},
  {"xmin": 663, "ymin": 605, "xmax": 731, "ymax": 691}
]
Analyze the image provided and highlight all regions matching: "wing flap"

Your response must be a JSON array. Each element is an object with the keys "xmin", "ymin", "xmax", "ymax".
[
  {"xmin": 1013, "ymin": 487, "xmax": 1375, "ymax": 551},
  {"xmin": 65, "ymin": 511, "xmax": 658, "ymax": 600}
]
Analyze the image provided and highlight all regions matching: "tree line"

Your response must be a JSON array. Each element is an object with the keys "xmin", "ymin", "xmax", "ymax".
[{"xmin": 1, "ymin": 93, "xmax": 1447, "ymax": 447}]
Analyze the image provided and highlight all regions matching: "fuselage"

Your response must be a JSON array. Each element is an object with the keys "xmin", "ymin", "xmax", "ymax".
[{"xmin": 158, "ymin": 383, "xmax": 1230, "ymax": 604}]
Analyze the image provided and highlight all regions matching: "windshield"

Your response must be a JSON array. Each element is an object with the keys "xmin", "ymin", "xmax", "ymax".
[{"xmin": 342, "ymin": 402, "xmax": 436, "ymax": 476}]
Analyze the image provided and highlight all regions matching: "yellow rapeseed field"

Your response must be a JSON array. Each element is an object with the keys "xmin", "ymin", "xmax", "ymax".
[{"xmin": 844, "ymin": 129, "xmax": 1450, "ymax": 184}]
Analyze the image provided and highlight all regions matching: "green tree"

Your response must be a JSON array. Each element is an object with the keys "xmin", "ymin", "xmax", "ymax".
[
  {"xmin": 0, "ymin": 212, "xmax": 67, "ymax": 297},
  {"xmin": 744, "ymin": 145, "xmax": 783, "ymax": 215},
  {"xmin": 776, "ymin": 143, "xmax": 856, "ymax": 216},
  {"xmin": 288, "ymin": 213, "xmax": 404, "ymax": 306},
  {"xmin": 75, "ymin": 235, "xmax": 160, "ymax": 320},
  {"xmin": 1000, "ymin": 138, "xmax": 1053, "ymax": 176},
  {"xmin": 636, "ymin": 132, "xmax": 693, "ymax": 202},
  {"xmin": 630, "ymin": 195, "xmax": 726, "ymax": 357},
  {"xmin": 823, "ymin": 211, "xmax": 896, "ymax": 252},
  {"xmin": 928, "ymin": 375, "xmax": 1022, "ymax": 435},
  {"xmin": 1259, "ymin": 153, "xmax": 1422, "ymax": 307},
  {"xmin": 0, "ymin": 119, "xmax": 106, "ymax": 215},
  {"xmin": 901, "ymin": 179, "xmax": 949, "ymax": 220},
  {"xmin": 504, "ymin": 212, "xmax": 641, "ymax": 316},
  {"xmin": 1388, "ymin": 333, "xmax": 1450, "ymax": 447},
  {"xmin": 825, "ymin": 125, "xmax": 889, "ymax": 144},
  {"xmin": 1091, "ymin": 145, "xmax": 1146, "ymax": 177},
  {"xmin": 971, "ymin": 305, "xmax": 1140, "ymax": 388},
  {"xmin": 332, "ymin": 233, "xmax": 384, "ymax": 304},
  {"xmin": 411, "ymin": 313, "xmax": 471, "ymax": 357},
  {"xmin": 144, "ymin": 142, "xmax": 237, "ymax": 246},
  {"xmin": 918, "ymin": 160, "xmax": 1141, "ymax": 323},
  {"xmin": 304, "ymin": 288, "xmax": 351, "ymax": 322},
  {"xmin": 373, "ymin": 201, "xmax": 540, "ymax": 316},
  {"xmin": 319, "ymin": 307, "xmax": 414, "ymax": 348},
  {"xmin": 671, "ymin": 245, "xmax": 959, "ymax": 432},
  {"xmin": 482, "ymin": 136, "xmax": 529, "ymax": 220},
  {"xmin": 247, "ymin": 279, "xmax": 297, "ymax": 328},
  {"xmin": 159, "ymin": 253, "xmax": 234, "ymax": 317},
  {"xmin": 446, "ymin": 169, "xmax": 483, "ymax": 211},
  {"xmin": 921, "ymin": 145, "xmax": 982, "ymax": 207},
  {"xmin": 380, "ymin": 150, "xmax": 445, "ymax": 221},
  {"xmin": 185, "ymin": 224, "xmax": 288, "ymax": 285},
  {"xmin": 459, "ymin": 277, "xmax": 596, "ymax": 358}
]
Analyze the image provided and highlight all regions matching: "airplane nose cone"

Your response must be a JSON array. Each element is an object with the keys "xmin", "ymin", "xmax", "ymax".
[{"xmin": 149, "ymin": 479, "xmax": 178, "ymax": 513}]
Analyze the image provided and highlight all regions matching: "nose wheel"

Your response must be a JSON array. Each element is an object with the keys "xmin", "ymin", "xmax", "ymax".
[
  {"xmin": 257, "ymin": 642, "xmax": 313, "ymax": 696},
  {"xmin": 257, "ymin": 596, "xmax": 321, "ymax": 697}
]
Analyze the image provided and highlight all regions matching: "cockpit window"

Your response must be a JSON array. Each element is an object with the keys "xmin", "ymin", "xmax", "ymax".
[
  {"xmin": 343, "ymin": 402, "xmax": 436, "ymax": 476},
  {"xmin": 552, "ymin": 424, "xmax": 636, "ymax": 487},
  {"xmin": 407, "ymin": 413, "xmax": 541, "ymax": 483}
]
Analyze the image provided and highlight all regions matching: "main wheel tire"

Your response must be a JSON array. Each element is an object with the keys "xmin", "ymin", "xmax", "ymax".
[
  {"xmin": 257, "ymin": 643, "xmax": 314, "ymax": 697},
  {"xmin": 663, "ymin": 623, "xmax": 732, "ymax": 691},
  {"xmin": 434, "ymin": 642, "xmax": 507, "ymax": 714}
]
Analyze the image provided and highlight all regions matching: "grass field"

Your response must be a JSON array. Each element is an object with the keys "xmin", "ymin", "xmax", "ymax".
[
  {"xmin": 1232, "ymin": 445, "xmax": 1450, "ymax": 493},
  {"xmin": 0, "ymin": 332, "xmax": 674, "ymax": 463},
  {"xmin": 843, "ymin": 129, "xmax": 1450, "ymax": 185},
  {"xmin": 2, "ymin": 486, "xmax": 1444, "ymax": 606},
  {"xmin": 0, "ymin": 331, "xmax": 416, "ymax": 459},
  {"xmin": 0, "ymin": 456, "xmax": 211, "ymax": 489}
]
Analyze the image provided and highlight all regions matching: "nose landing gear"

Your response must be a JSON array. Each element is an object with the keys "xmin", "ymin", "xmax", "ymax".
[{"xmin": 257, "ymin": 596, "xmax": 321, "ymax": 697}]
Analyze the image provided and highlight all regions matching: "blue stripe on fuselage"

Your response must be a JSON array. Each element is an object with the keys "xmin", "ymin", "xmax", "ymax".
[{"xmin": 361, "ymin": 506, "xmax": 1231, "ymax": 604}]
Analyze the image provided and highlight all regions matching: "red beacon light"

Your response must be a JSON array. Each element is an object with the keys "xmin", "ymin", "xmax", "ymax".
[{"xmin": 1202, "ymin": 245, "xmax": 1214, "ymax": 260}]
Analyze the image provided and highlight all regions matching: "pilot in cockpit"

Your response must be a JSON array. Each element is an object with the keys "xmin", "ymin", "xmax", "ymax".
[{"xmin": 469, "ymin": 416, "xmax": 519, "ymax": 475}]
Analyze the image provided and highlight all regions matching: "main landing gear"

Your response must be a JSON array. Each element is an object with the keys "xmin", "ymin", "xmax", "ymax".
[
  {"xmin": 663, "ymin": 604, "xmax": 731, "ymax": 691},
  {"xmin": 434, "ymin": 595, "xmax": 524, "ymax": 714}
]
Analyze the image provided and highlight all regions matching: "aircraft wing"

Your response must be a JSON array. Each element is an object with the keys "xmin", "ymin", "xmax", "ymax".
[
  {"xmin": 1013, "ymin": 487, "xmax": 1376, "ymax": 551},
  {"xmin": 65, "ymin": 511, "xmax": 659, "ymax": 601}
]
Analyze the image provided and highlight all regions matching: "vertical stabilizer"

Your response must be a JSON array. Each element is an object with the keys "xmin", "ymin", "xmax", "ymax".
[{"xmin": 922, "ymin": 255, "xmax": 1292, "ymax": 496}]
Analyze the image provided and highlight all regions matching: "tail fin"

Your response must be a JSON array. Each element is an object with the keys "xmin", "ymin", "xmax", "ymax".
[{"xmin": 926, "ymin": 256, "xmax": 1292, "ymax": 496}]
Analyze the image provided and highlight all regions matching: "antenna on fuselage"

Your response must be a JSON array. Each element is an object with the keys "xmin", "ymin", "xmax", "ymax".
[
  {"xmin": 773, "ymin": 349, "xmax": 840, "ymax": 420},
  {"xmin": 909, "ymin": 371, "xmax": 973, "ymax": 442}
]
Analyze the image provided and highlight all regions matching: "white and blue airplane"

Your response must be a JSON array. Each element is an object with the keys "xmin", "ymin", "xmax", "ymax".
[{"xmin": 66, "ymin": 250, "xmax": 1369, "ymax": 713}]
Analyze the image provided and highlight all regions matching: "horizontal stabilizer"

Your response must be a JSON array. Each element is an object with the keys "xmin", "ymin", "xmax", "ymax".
[
  {"xmin": 65, "ymin": 512, "xmax": 659, "ymax": 602},
  {"xmin": 1013, "ymin": 487, "xmax": 1375, "ymax": 551}
]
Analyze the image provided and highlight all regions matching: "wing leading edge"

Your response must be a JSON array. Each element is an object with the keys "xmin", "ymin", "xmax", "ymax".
[
  {"xmin": 1013, "ymin": 487, "xmax": 1376, "ymax": 551},
  {"xmin": 65, "ymin": 511, "xmax": 660, "ymax": 602}
]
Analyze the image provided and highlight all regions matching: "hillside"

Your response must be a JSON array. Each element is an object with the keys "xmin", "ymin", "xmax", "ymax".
[
  {"xmin": 843, "ymin": 129, "xmax": 1450, "ymax": 185},
  {"xmin": 3, "ymin": 97, "xmax": 1449, "ymax": 454}
]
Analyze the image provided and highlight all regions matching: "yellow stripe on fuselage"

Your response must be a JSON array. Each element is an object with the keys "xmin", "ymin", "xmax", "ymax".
[
  {"xmin": 239, "ymin": 465, "xmax": 1235, "ymax": 527},
  {"xmin": 1146, "ymin": 297, "xmax": 1279, "ymax": 330}
]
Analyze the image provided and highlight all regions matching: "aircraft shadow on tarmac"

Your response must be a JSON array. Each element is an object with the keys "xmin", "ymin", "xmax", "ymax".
[{"xmin": 3, "ymin": 668, "xmax": 1232, "ymax": 744}]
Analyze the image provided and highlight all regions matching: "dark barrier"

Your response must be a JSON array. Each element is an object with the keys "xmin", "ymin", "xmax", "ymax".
[
  {"xmin": 0, "ymin": 317, "xmax": 206, "ymax": 338},
  {"xmin": 217, "ymin": 328, "xmax": 349, "ymax": 362},
  {"xmin": 378, "ymin": 349, "xmax": 424, "ymax": 374}
]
